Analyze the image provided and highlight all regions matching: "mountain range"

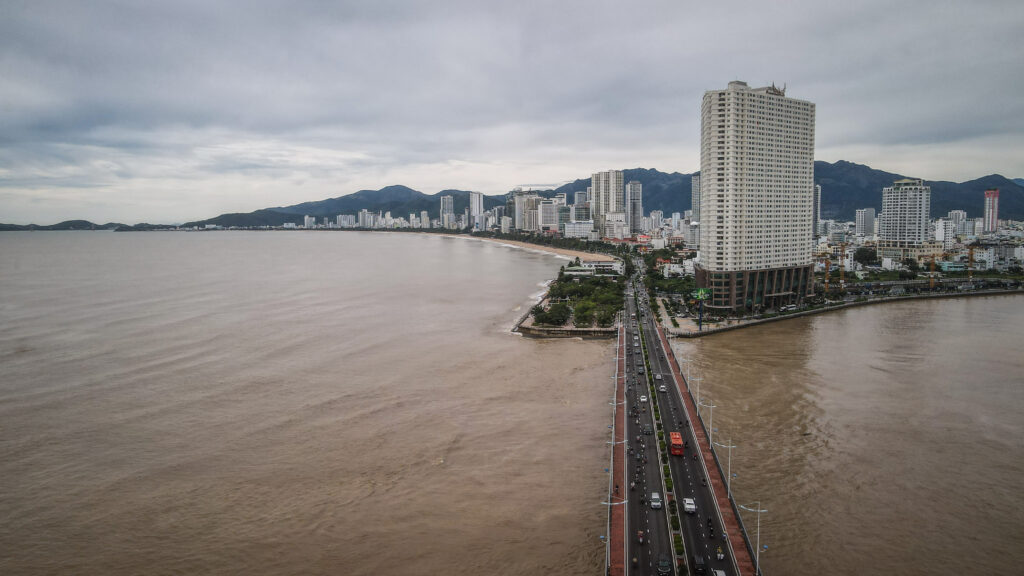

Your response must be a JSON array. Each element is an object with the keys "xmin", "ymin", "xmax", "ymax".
[{"xmin": 2, "ymin": 161, "xmax": 1022, "ymax": 230}]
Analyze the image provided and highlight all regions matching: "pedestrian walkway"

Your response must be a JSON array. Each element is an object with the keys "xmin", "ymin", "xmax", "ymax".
[
  {"xmin": 654, "ymin": 324, "xmax": 759, "ymax": 576},
  {"xmin": 608, "ymin": 324, "xmax": 626, "ymax": 576}
]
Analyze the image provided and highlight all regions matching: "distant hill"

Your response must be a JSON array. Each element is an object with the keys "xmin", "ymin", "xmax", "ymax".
[
  {"xmin": 814, "ymin": 160, "xmax": 1024, "ymax": 220},
  {"xmin": 0, "ymin": 220, "xmax": 131, "ymax": 231},
  {"xmin": 4, "ymin": 161, "xmax": 1022, "ymax": 229}
]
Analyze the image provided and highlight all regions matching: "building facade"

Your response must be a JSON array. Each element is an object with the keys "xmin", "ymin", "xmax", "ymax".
[
  {"xmin": 984, "ymin": 188, "xmax": 999, "ymax": 233},
  {"xmin": 855, "ymin": 208, "xmax": 876, "ymax": 237},
  {"xmin": 691, "ymin": 173, "xmax": 701, "ymax": 222},
  {"xmin": 591, "ymin": 170, "xmax": 624, "ymax": 237},
  {"xmin": 695, "ymin": 81, "xmax": 816, "ymax": 311},
  {"xmin": 626, "ymin": 180, "xmax": 643, "ymax": 235}
]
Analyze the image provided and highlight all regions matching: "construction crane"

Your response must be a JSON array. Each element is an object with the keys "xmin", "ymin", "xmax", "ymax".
[
  {"xmin": 968, "ymin": 245, "xmax": 975, "ymax": 282},
  {"xmin": 839, "ymin": 242, "xmax": 847, "ymax": 290}
]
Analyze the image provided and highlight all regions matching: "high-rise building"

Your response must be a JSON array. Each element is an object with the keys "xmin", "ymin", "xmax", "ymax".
[
  {"xmin": 691, "ymin": 174, "xmax": 701, "ymax": 222},
  {"xmin": 813, "ymin": 184, "xmax": 822, "ymax": 239},
  {"xmin": 984, "ymin": 188, "xmax": 999, "ymax": 233},
  {"xmin": 855, "ymin": 208, "xmax": 876, "ymax": 236},
  {"xmin": 650, "ymin": 210, "xmax": 664, "ymax": 230},
  {"xmin": 695, "ymin": 81, "xmax": 816, "ymax": 310},
  {"xmin": 304, "ymin": 215, "xmax": 316, "ymax": 229},
  {"xmin": 879, "ymin": 179, "xmax": 930, "ymax": 245},
  {"xmin": 574, "ymin": 190, "xmax": 589, "ymax": 207},
  {"xmin": 420, "ymin": 210, "xmax": 430, "ymax": 229},
  {"xmin": 538, "ymin": 200, "xmax": 559, "ymax": 232},
  {"xmin": 626, "ymin": 180, "xmax": 643, "ymax": 235},
  {"xmin": 591, "ymin": 170, "xmax": 624, "ymax": 236},
  {"xmin": 440, "ymin": 195, "xmax": 455, "ymax": 229},
  {"xmin": 469, "ymin": 191, "xmax": 485, "ymax": 230}
]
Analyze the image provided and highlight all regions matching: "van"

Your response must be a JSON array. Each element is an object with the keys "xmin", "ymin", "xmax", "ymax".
[
  {"xmin": 649, "ymin": 492, "xmax": 662, "ymax": 509},
  {"xmin": 692, "ymin": 553, "xmax": 707, "ymax": 575}
]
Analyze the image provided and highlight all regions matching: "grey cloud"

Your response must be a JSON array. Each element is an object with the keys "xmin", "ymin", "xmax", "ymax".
[{"xmin": 1, "ymin": 0, "xmax": 1023, "ymax": 223}]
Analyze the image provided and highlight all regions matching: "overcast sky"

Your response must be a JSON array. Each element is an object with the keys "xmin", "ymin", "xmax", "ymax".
[{"xmin": 2, "ymin": 0, "xmax": 1022, "ymax": 224}]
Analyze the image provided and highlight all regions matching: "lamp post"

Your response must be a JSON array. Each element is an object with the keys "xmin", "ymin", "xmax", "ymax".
[
  {"xmin": 738, "ymin": 501, "xmax": 768, "ymax": 575},
  {"xmin": 698, "ymin": 400, "xmax": 716, "ymax": 446},
  {"xmin": 712, "ymin": 439, "xmax": 736, "ymax": 499}
]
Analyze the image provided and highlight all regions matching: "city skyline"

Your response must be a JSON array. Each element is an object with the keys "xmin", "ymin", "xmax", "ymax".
[{"xmin": 2, "ymin": 1, "xmax": 1023, "ymax": 224}]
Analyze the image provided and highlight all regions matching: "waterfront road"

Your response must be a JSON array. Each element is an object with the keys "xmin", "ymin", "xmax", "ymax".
[
  {"xmin": 630, "ymin": 260, "xmax": 757, "ymax": 576},
  {"xmin": 623, "ymin": 287, "xmax": 674, "ymax": 575}
]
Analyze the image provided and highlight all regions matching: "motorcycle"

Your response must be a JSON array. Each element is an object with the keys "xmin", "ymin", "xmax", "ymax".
[{"xmin": 637, "ymin": 530, "xmax": 644, "ymax": 545}]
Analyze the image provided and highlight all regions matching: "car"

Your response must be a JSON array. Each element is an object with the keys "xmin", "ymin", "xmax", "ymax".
[
  {"xmin": 657, "ymin": 554, "xmax": 673, "ymax": 575},
  {"xmin": 655, "ymin": 374, "xmax": 662, "ymax": 380},
  {"xmin": 643, "ymin": 424, "xmax": 653, "ymax": 435},
  {"xmin": 658, "ymin": 385, "xmax": 667, "ymax": 392},
  {"xmin": 640, "ymin": 395, "xmax": 648, "ymax": 402},
  {"xmin": 649, "ymin": 492, "xmax": 662, "ymax": 509},
  {"xmin": 682, "ymin": 498, "xmax": 696, "ymax": 513}
]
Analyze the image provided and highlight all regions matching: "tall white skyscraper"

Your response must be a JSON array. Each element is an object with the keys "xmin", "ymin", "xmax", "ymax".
[
  {"xmin": 626, "ymin": 180, "xmax": 643, "ymax": 235},
  {"xmin": 695, "ymin": 81, "xmax": 816, "ymax": 310},
  {"xmin": 574, "ymin": 190, "xmax": 589, "ymax": 207},
  {"xmin": 984, "ymin": 189, "xmax": 999, "ymax": 233},
  {"xmin": 879, "ymin": 179, "xmax": 930, "ymax": 246},
  {"xmin": 440, "ymin": 195, "xmax": 455, "ymax": 229},
  {"xmin": 469, "ymin": 191, "xmax": 485, "ymax": 230},
  {"xmin": 855, "ymin": 208, "xmax": 876, "ymax": 236},
  {"xmin": 420, "ymin": 210, "xmax": 430, "ymax": 229},
  {"xmin": 591, "ymin": 170, "xmax": 624, "ymax": 236},
  {"xmin": 691, "ymin": 173, "xmax": 701, "ymax": 222}
]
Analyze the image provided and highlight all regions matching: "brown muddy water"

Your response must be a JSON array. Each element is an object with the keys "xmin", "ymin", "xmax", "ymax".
[
  {"xmin": 0, "ymin": 231, "xmax": 613, "ymax": 575},
  {"xmin": 671, "ymin": 296, "xmax": 1024, "ymax": 575}
]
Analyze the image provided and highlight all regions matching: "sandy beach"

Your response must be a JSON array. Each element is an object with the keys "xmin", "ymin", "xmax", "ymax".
[{"xmin": 469, "ymin": 236, "xmax": 618, "ymax": 263}]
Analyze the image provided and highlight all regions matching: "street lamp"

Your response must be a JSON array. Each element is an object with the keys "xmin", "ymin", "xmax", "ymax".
[
  {"xmin": 698, "ymin": 400, "xmax": 716, "ymax": 446},
  {"xmin": 712, "ymin": 439, "xmax": 736, "ymax": 499},
  {"xmin": 692, "ymin": 376, "xmax": 702, "ymax": 406},
  {"xmin": 738, "ymin": 501, "xmax": 768, "ymax": 575},
  {"xmin": 679, "ymin": 357, "xmax": 691, "ymax": 383}
]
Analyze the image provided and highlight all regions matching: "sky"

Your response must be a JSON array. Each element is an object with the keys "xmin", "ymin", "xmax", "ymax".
[{"xmin": 2, "ymin": 0, "xmax": 1023, "ymax": 224}]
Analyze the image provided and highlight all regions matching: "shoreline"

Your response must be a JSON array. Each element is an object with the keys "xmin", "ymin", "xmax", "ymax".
[
  {"xmin": 667, "ymin": 288, "xmax": 1024, "ymax": 338},
  {"xmin": 452, "ymin": 234, "xmax": 617, "ymax": 263}
]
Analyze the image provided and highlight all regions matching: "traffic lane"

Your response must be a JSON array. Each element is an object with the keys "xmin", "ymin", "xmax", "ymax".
[
  {"xmin": 642, "ymin": 321, "xmax": 733, "ymax": 575},
  {"xmin": 650, "ymin": 339, "xmax": 734, "ymax": 575},
  {"xmin": 626, "ymin": 328, "xmax": 673, "ymax": 573},
  {"xmin": 624, "ymin": 345, "xmax": 667, "ymax": 573}
]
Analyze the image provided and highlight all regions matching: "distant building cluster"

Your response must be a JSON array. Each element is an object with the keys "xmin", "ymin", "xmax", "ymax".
[{"xmin": 254, "ymin": 79, "xmax": 1024, "ymax": 307}]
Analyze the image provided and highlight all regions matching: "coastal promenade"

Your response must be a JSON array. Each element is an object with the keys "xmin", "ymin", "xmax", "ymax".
[{"xmin": 667, "ymin": 288, "xmax": 1024, "ymax": 338}]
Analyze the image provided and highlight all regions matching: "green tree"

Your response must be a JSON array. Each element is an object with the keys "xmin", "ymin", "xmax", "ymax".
[
  {"xmin": 903, "ymin": 257, "xmax": 920, "ymax": 272},
  {"xmin": 854, "ymin": 247, "xmax": 878, "ymax": 266}
]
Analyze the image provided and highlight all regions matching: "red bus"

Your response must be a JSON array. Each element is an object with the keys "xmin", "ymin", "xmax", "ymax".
[{"xmin": 669, "ymin": 431, "xmax": 684, "ymax": 456}]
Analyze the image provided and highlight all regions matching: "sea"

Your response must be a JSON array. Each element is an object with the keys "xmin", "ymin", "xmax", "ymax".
[
  {"xmin": 0, "ymin": 231, "xmax": 612, "ymax": 575},
  {"xmin": 2, "ymin": 231, "xmax": 1022, "ymax": 575},
  {"xmin": 670, "ymin": 296, "xmax": 1024, "ymax": 575}
]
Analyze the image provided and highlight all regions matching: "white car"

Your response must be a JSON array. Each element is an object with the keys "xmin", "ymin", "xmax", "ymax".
[
  {"xmin": 640, "ymin": 395, "xmax": 648, "ymax": 402},
  {"xmin": 655, "ymin": 374, "xmax": 662, "ymax": 380},
  {"xmin": 683, "ymin": 498, "xmax": 696, "ymax": 513},
  {"xmin": 649, "ymin": 492, "xmax": 662, "ymax": 509}
]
